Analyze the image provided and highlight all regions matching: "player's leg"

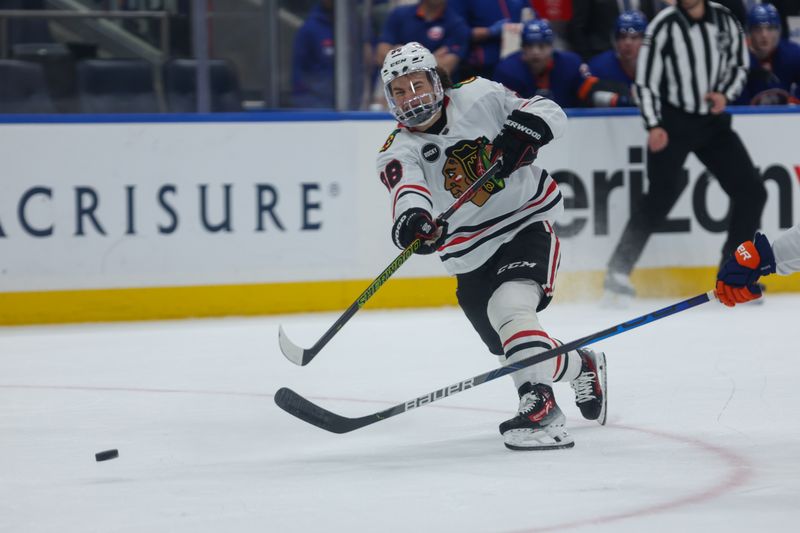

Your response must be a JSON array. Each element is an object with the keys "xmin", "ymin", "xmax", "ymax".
[
  {"xmin": 456, "ymin": 224, "xmax": 575, "ymax": 449},
  {"xmin": 695, "ymin": 115, "xmax": 767, "ymax": 264},
  {"xmin": 457, "ymin": 222, "xmax": 606, "ymax": 449},
  {"xmin": 605, "ymin": 128, "xmax": 691, "ymax": 302},
  {"xmin": 486, "ymin": 284, "xmax": 607, "ymax": 437},
  {"xmin": 490, "ymin": 223, "xmax": 606, "ymax": 428},
  {"xmin": 486, "ymin": 279, "xmax": 576, "ymax": 450}
]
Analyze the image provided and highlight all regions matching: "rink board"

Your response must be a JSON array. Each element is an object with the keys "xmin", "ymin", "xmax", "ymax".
[{"xmin": 1, "ymin": 109, "xmax": 798, "ymax": 324}]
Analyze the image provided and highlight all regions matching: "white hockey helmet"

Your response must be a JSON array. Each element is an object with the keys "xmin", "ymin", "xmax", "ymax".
[{"xmin": 381, "ymin": 42, "xmax": 444, "ymax": 127}]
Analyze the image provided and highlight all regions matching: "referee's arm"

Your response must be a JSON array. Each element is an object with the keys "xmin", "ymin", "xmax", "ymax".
[
  {"xmin": 634, "ymin": 20, "xmax": 669, "ymax": 130},
  {"xmin": 716, "ymin": 15, "xmax": 750, "ymax": 104}
]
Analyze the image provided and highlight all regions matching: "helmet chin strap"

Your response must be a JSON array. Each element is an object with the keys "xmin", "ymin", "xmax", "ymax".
[{"xmin": 412, "ymin": 108, "xmax": 442, "ymax": 130}]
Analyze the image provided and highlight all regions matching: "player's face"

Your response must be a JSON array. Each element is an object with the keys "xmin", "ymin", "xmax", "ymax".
[
  {"xmin": 443, "ymin": 157, "xmax": 491, "ymax": 206},
  {"xmin": 749, "ymin": 26, "xmax": 780, "ymax": 57},
  {"xmin": 616, "ymin": 33, "xmax": 643, "ymax": 62},
  {"xmin": 678, "ymin": 0, "xmax": 704, "ymax": 11},
  {"xmin": 522, "ymin": 43, "xmax": 554, "ymax": 71},
  {"xmin": 389, "ymin": 71, "xmax": 435, "ymax": 111}
]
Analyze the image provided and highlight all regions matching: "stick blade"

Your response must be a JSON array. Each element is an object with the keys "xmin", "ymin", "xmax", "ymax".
[
  {"xmin": 278, "ymin": 325, "xmax": 313, "ymax": 366},
  {"xmin": 274, "ymin": 387, "xmax": 364, "ymax": 434}
]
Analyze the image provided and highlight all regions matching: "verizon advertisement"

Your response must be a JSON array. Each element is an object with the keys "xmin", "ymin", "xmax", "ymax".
[
  {"xmin": 0, "ymin": 112, "xmax": 798, "ymax": 292},
  {"xmin": 537, "ymin": 112, "xmax": 800, "ymax": 272}
]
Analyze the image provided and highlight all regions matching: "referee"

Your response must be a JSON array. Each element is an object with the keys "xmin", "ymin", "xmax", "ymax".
[{"xmin": 604, "ymin": 0, "xmax": 768, "ymax": 301}]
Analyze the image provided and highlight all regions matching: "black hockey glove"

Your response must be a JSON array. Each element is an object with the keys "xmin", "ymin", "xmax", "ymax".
[
  {"xmin": 491, "ymin": 109, "xmax": 554, "ymax": 179},
  {"xmin": 392, "ymin": 208, "xmax": 448, "ymax": 255}
]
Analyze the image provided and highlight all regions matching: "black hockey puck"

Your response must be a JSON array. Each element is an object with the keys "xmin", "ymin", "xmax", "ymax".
[{"xmin": 95, "ymin": 449, "xmax": 119, "ymax": 462}]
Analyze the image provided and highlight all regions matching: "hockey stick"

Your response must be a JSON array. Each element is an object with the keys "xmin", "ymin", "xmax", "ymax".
[
  {"xmin": 278, "ymin": 158, "xmax": 504, "ymax": 366},
  {"xmin": 275, "ymin": 291, "xmax": 717, "ymax": 433}
]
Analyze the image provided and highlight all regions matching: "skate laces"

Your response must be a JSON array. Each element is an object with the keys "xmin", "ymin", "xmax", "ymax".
[
  {"xmin": 518, "ymin": 391, "xmax": 543, "ymax": 414},
  {"xmin": 571, "ymin": 372, "xmax": 597, "ymax": 404}
]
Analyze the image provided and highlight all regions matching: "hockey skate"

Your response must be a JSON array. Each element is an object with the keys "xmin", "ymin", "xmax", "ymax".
[
  {"xmin": 499, "ymin": 383, "xmax": 574, "ymax": 451},
  {"xmin": 601, "ymin": 271, "xmax": 635, "ymax": 308},
  {"xmin": 570, "ymin": 348, "xmax": 607, "ymax": 425}
]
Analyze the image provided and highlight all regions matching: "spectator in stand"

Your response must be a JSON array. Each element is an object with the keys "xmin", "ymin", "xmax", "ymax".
[
  {"xmin": 450, "ymin": 0, "xmax": 537, "ymax": 79},
  {"xmin": 568, "ymin": 0, "xmax": 663, "ymax": 61},
  {"xmin": 292, "ymin": 0, "xmax": 336, "ymax": 108},
  {"xmin": 582, "ymin": 10, "xmax": 648, "ymax": 107},
  {"xmin": 735, "ymin": 3, "xmax": 800, "ymax": 105},
  {"xmin": 493, "ymin": 19, "xmax": 586, "ymax": 108},
  {"xmin": 713, "ymin": 0, "xmax": 800, "ymax": 37},
  {"xmin": 375, "ymin": 0, "xmax": 470, "ymax": 77},
  {"xmin": 770, "ymin": 0, "xmax": 800, "ymax": 40},
  {"xmin": 292, "ymin": 0, "xmax": 370, "ymax": 109}
]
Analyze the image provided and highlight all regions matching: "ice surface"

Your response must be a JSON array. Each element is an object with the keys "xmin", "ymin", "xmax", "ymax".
[{"xmin": 1, "ymin": 295, "xmax": 799, "ymax": 532}]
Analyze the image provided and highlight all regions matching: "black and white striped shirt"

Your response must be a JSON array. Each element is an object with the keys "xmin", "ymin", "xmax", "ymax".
[{"xmin": 635, "ymin": 1, "xmax": 749, "ymax": 129}]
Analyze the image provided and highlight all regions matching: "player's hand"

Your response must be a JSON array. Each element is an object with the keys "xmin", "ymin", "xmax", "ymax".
[
  {"xmin": 648, "ymin": 127, "xmax": 669, "ymax": 152},
  {"xmin": 705, "ymin": 92, "xmax": 727, "ymax": 114},
  {"xmin": 715, "ymin": 232, "xmax": 776, "ymax": 307},
  {"xmin": 491, "ymin": 109, "xmax": 553, "ymax": 179},
  {"xmin": 715, "ymin": 281, "xmax": 762, "ymax": 307},
  {"xmin": 392, "ymin": 208, "xmax": 448, "ymax": 254}
]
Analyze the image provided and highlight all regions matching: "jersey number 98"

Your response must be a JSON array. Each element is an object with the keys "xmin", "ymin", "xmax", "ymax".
[{"xmin": 380, "ymin": 160, "xmax": 403, "ymax": 191}]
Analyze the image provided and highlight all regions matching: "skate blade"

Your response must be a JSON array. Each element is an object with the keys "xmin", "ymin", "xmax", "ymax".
[
  {"xmin": 505, "ymin": 440, "xmax": 575, "ymax": 451},
  {"xmin": 503, "ymin": 428, "xmax": 575, "ymax": 451},
  {"xmin": 596, "ymin": 351, "xmax": 608, "ymax": 426}
]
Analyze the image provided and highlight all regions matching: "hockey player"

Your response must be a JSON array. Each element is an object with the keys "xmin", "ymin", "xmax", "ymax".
[
  {"xmin": 583, "ymin": 10, "xmax": 649, "ymax": 108},
  {"xmin": 716, "ymin": 224, "xmax": 800, "ymax": 306},
  {"xmin": 377, "ymin": 42, "xmax": 607, "ymax": 451},
  {"xmin": 450, "ymin": 0, "xmax": 537, "ymax": 80},
  {"xmin": 735, "ymin": 3, "xmax": 800, "ymax": 106},
  {"xmin": 492, "ymin": 19, "xmax": 586, "ymax": 108}
]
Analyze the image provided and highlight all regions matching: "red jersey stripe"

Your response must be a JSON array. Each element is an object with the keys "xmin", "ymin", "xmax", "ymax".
[
  {"xmin": 392, "ymin": 184, "xmax": 432, "ymax": 218},
  {"xmin": 440, "ymin": 179, "xmax": 558, "ymax": 250},
  {"xmin": 551, "ymin": 355, "xmax": 562, "ymax": 379}
]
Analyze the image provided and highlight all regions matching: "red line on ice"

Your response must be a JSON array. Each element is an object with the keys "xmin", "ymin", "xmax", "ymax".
[{"xmin": 1, "ymin": 383, "xmax": 752, "ymax": 530}]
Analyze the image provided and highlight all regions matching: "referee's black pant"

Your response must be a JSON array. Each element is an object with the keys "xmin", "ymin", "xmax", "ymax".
[{"xmin": 608, "ymin": 104, "xmax": 767, "ymax": 275}]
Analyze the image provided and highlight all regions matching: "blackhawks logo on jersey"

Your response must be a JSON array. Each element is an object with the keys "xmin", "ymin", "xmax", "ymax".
[{"xmin": 442, "ymin": 138, "xmax": 505, "ymax": 207}]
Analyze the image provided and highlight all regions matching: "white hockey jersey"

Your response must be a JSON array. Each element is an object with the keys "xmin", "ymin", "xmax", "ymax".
[
  {"xmin": 376, "ymin": 76, "xmax": 567, "ymax": 275},
  {"xmin": 774, "ymin": 223, "xmax": 800, "ymax": 275}
]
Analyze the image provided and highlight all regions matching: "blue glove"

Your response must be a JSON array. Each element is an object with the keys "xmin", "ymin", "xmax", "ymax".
[
  {"xmin": 715, "ymin": 232, "xmax": 776, "ymax": 307},
  {"xmin": 488, "ymin": 18, "xmax": 509, "ymax": 38},
  {"xmin": 717, "ymin": 232, "xmax": 776, "ymax": 287}
]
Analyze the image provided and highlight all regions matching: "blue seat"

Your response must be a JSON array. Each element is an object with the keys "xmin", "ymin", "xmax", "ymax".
[
  {"xmin": 12, "ymin": 43, "xmax": 78, "ymax": 113},
  {"xmin": 0, "ymin": 0, "xmax": 54, "ymax": 50},
  {"xmin": 77, "ymin": 59, "xmax": 160, "ymax": 113},
  {"xmin": 0, "ymin": 59, "xmax": 55, "ymax": 113},
  {"xmin": 164, "ymin": 59, "xmax": 242, "ymax": 112}
]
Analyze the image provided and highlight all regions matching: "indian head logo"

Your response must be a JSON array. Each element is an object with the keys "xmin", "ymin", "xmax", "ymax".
[{"xmin": 442, "ymin": 138, "xmax": 505, "ymax": 206}]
